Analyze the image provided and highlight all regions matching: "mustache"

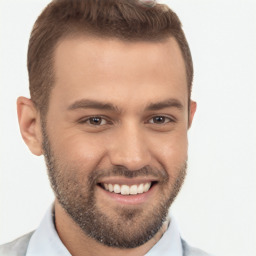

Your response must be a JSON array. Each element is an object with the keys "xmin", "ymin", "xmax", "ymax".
[{"xmin": 88, "ymin": 165, "xmax": 169, "ymax": 185}]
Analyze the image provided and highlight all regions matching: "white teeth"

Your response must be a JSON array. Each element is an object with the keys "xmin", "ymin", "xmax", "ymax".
[
  {"xmin": 114, "ymin": 184, "xmax": 121, "ymax": 193},
  {"xmin": 137, "ymin": 183, "xmax": 144, "ymax": 194},
  {"xmin": 121, "ymin": 185, "xmax": 129, "ymax": 195},
  {"xmin": 143, "ymin": 182, "xmax": 151, "ymax": 192},
  {"xmin": 102, "ymin": 182, "xmax": 152, "ymax": 195},
  {"xmin": 130, "ymin": 185, "xmax": 138, "ymax": 195},
  {"xmin": 108, "ymin": 184, "xmax": 114, "ymax": 192}
]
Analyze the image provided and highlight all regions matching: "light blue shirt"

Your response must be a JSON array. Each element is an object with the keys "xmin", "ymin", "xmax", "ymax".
[{"xmin": 26, "ymin": 205, "xmax": 183, "ymax": 256}]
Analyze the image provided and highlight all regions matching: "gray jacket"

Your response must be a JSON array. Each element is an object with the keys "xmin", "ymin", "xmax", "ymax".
[{"xmin": 0, "ymin": 232, "xmax": 211, "ymax": 256}]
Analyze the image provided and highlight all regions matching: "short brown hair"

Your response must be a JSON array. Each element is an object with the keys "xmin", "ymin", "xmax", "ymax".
[{"xmin": 28, "ymin": 0, "xmax": 193, "ymax": 115}]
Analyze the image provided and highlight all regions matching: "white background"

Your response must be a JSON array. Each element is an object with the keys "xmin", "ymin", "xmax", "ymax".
[{"xmin": 0, "ymin": 0, "xmax": 255, "ymax": 255}]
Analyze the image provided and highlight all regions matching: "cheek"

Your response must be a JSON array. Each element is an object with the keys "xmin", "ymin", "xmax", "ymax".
[
  {"xmin": 150, "ymin": 130, "xmax": 188, "ymax": 169},
  {"xmin": 165, "ymin": 133, "xmax": 188, "ymax": 157},
  {"xmin": 51, "ymin": 131, "xmax": 106, "ymax": 168}
]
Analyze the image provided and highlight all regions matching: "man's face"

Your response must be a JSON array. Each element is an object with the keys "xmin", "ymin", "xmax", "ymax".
[{"xmin": 42, "ymin": 36, "xmax": 195, "ymax": 248}]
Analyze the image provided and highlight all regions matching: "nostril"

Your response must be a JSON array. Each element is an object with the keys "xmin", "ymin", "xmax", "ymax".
[
  {"xmin": 109, "ymin": 156, "xmax": 152, "ymax": 172},
  {"xmin": 108, "ymin": 134, "xmax": 151, "ymax": 170}
]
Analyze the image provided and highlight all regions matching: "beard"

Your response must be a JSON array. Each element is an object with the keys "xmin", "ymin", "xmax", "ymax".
[{"xmin": 42, "ymin": 125, "xmax": 187, "ymax": 249}]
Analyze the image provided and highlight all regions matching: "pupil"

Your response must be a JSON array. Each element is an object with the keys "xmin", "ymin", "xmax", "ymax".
[
  {"xmin": 154, "ymin": 116, "xmax": 165, "ymax": 123},
  {"xmin": 90, "ymin": 117, "xmax": 101, "ymax": 125}
]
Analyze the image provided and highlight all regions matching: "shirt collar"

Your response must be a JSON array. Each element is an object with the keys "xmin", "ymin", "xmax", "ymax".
[
  {"xmin": 26, "ymin": 205, "xmax": 182, "ymax": 256},
  {"xmin": 145, "ymin": 215, "xmax": 183, "ymax": 256},
  {"xmin": 26, "ymin": 205, "xmax": 71, "ymax": 256}
]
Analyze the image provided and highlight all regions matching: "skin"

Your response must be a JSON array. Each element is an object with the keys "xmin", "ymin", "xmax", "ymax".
[{"xmin": 17, "ymin": 36, "xmax": 196, "ymax": 256}]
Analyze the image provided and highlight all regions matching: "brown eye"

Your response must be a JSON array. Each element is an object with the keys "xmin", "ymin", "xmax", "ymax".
[
  {"xmin": 87, "ymin": 117, "xmax": 107, "ymax": 126},
  {"xmin": 149, "ymin": 116, "xmax": 172, "ymax": 124}
]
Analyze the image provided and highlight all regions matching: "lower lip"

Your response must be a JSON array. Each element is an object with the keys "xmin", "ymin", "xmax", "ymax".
[{"xmin": 98, "ymin": 184, "xmax": 156, "ymax": 205}]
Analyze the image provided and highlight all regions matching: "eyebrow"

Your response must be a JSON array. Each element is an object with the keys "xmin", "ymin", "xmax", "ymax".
[
  {"xmin": 67, "ymin": 99, "xmax": 121, "ymax": 112},
  {"xmin": 145, "ymin": 98, "xmax": 184, "ymax": 111},
  {"xmin": 67, "ymin": 98, "xmax": 184, "ymax": 112}
]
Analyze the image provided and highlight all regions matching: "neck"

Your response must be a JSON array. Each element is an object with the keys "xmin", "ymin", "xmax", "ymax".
[{"xmin": 54, "ymin": 201, "xmax": 169, "ymax": 256}]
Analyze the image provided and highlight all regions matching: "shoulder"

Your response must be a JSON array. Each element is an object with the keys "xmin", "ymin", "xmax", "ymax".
[
  {"xmin": 181, "ymin": 238, "xmax": 213, "ymax": 256},
  {"xmin": 0, "ymin": 231, "xmax": 34, "ymax": 256}
]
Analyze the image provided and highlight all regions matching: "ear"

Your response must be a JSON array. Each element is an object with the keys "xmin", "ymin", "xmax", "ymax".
[
  {"xmin": 188, "ymin": 100, "xmax": 197, "ymax": 129},
  {"xmin": 17, "ymin": 97, "xmax": 43, "ymax": 156}
]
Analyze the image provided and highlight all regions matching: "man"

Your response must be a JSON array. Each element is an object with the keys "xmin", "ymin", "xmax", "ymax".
[{"xmin": 0, "ymin": 0, "xmax": 211, "ymax": 255}]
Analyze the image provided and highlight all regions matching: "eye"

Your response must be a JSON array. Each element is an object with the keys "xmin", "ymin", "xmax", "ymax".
[
  {"xmin": 82, "ymin": 116, "xmax": 108, "ymax": 126},
  {"xmin": 148, "ymin": 116, "xmax": 173, "ymax": 124}
]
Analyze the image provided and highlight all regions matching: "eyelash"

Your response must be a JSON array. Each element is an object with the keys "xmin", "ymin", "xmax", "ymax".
[
  {"xmin": 79, "ymin": 115, "xmax": 175, "ymax": 126},
  {"xmin": 79, "ymin": 116, "xmax": 110, "ymax": 126},
  {"xmin": 148, "ymin": 116, "xmax": 175, "ymax": 125}
]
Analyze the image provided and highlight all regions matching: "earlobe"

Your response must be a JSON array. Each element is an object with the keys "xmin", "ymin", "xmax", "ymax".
[
  {"xmin": 17, "ymin": 97, "xmax": 43, "ymax": 156},
  {"xmin": 188, "ymin": 100, "xmax": 197, "ymax": 129}
]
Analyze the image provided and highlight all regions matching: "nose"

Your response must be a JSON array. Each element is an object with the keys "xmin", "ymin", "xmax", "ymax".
[{"xmin": 108, "ymin": 123, "xmax": 151, "ymax": 171}]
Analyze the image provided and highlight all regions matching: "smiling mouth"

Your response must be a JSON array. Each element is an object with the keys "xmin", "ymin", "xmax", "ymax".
[{"xmin": 98, "ymin": 182, "xmax": 157, "ymax": 195}]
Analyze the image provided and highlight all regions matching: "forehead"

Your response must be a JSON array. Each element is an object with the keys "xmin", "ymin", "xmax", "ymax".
[{"xmin": 51, "ymin": 35, "xmax": 188, "ymax": 111}]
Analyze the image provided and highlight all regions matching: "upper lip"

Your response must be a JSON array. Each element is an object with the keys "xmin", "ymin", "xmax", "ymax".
[{"xmin": 98, "ymin": 177, "xmax": 158, "ymax": 185}]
